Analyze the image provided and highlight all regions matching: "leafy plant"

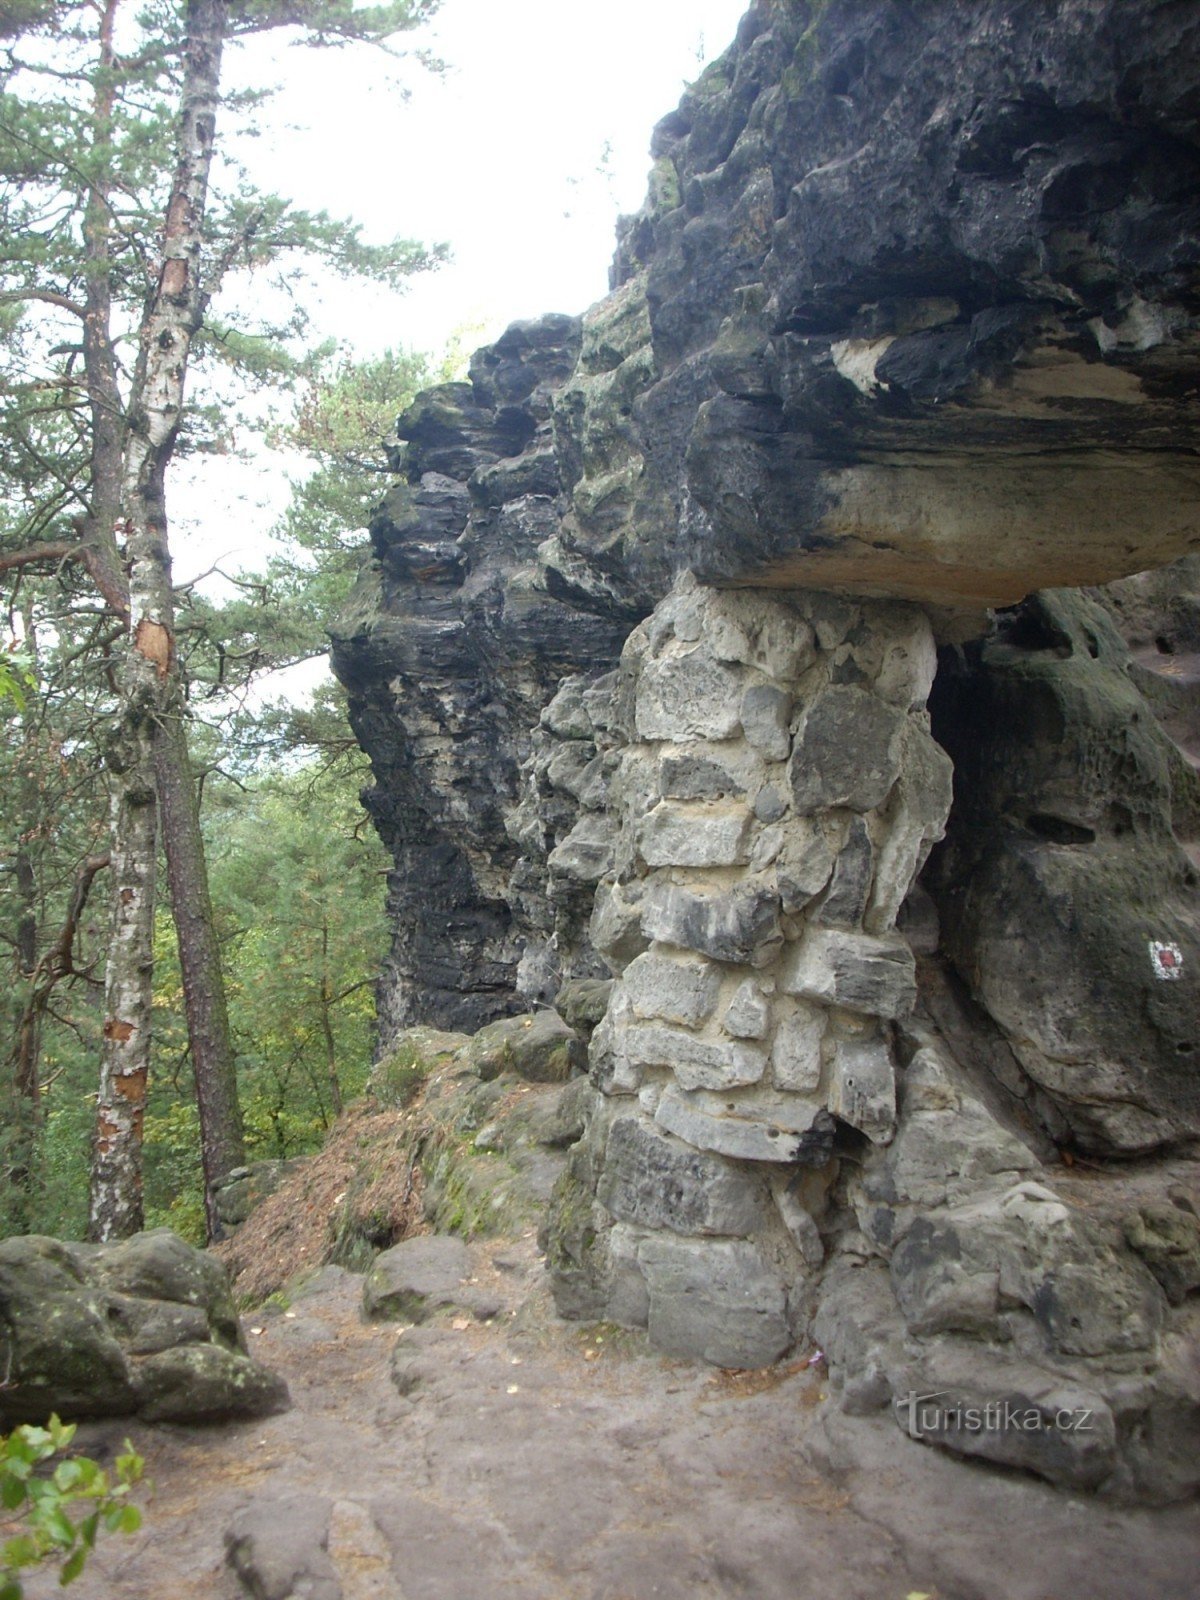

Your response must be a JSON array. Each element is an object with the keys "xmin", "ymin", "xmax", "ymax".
[
  {"xmin": 0, "ymin": 652, "xmax": 35, "ymax": 713},
  {"xmin": 0, "ymin": 1416, "xmax": 143, "ymax": 1597}
]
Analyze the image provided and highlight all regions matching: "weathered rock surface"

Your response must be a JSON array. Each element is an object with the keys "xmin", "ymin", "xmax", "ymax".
[
  {"xmin": 363, "ymin": 1235, "xmax": 475, "ymax": 1323},
  {"xmin": 602, "ymin": 0, "xmax": 1200, "ymax": 610},
  {"xmin": 929, "ymin": 589, "xmax": 1200, "ymax": 1154},
  {"xmin": 43, "ymin": 1254, "xmax": 1200, "ymax": 1600},
  {"xmin": 334, "ymin": 0, "xmax": 1199, "ymax": 1048},
  {"xmin": 225, "ymin": 1495, "xmax": 341, "ymax": 1600},
  {"xmin": 212, "ymin": 1159, "xmax": 306, "ymax": 1233},
  {"xmin": 328, "ymin": 0, "xmax": 1200, "ymax": 1510},
  {"xmin": 453, "ymin": 1010, "xmax": 586, "ymax": 1084},
  {"xmin": 0, "ymin": 1230, "xmax": 288, "ymax": 1425},
  {"xmin": 330, "ymin": 317, "xmax": 629, "ymax": 1035}
]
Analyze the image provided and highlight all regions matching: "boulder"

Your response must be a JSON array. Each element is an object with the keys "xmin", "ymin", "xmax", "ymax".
[
  {"xmin": 454, "ymin": 1011, "xmax": 585, "ymax": 1084},
  {"xmin": 213, "ymin": 1159, "xmax": 306, "ymax": 1232},
  {"xmin": 362, "ymin": 1236, "xmax": 471, "ymax": 1323},
  {"xmin": 0, "ymin": 1231, "xmax": 288, "ymax": 1426},
  {"xmin": 225, "ymin": 1494, "xmax": 341, "ymax": 1600},
  {"xmin": 552, "ymin": 977, "xmax": 613, "ymax": 1036}
]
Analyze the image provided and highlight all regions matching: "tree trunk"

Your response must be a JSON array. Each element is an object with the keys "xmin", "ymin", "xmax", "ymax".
[
  {"xmin": 156, "ymin": 714, "xmax": 245, "ymax": 1238},
  {"xmin": 88, "ymin": 732, "xmax": 157, "ymax": 1240},
  {"xmin": 89, "ymin": 0, "xmax": 230, "ymax": 1241},
  {"xmin": 319, "ymin": 921, "xmax": 343, "ymax": 1118},
  {"xmin": 13, "ymin": 845, "xmax": 40, "ymax": 1107}
]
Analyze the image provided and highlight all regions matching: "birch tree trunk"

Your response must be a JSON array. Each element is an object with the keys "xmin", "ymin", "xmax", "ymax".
[{"xmin": 88, "ymin": 0, "xmax": 230, "ymax": 1241}]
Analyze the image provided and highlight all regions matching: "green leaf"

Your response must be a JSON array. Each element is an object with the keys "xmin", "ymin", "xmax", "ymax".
[
  {"xmin": 1, "ymin": 1475, "xmax": 27, "ymax": 1511},
  {"xmin": 46, "ymin": 1419, "xmax": 74, "ymax": 1452},
  {"xmin": 2, "ymin": 1532, "xmax": 41, "ymax": 1567},
  {"xmin": 59, "ymin": 1544, "xmax": 86, "ymax": 1584},
  {"xmin": 51, "ymin": 1460, "xmax": 83, "ymax": 1492},
  {"xmin": 38, "ymin": 1507, "xmax": 76, "ymax": 1549}
]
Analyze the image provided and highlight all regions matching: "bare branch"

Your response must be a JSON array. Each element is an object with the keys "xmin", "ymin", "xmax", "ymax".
[
  {"xmin": 0, "ymin": 539, "xmax": 78, "ymax": 575},
  {"xmin": 0, "ymin": 287, "xmax": 88, "ymax": 319}
]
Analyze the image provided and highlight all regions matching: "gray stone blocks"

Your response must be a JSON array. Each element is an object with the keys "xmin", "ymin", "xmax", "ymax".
[
  {"xmin": 551, "ymin": 580, "xmax": 953, "ymax": 1371},
  {"xmin": 780, "ymin": 928, "xmax": 916, "ymax": 1018},
  {"xmin": 597, "ymin": 1116, "xmax": 768, "ymax": 1237},
  {"xmin": 638, "ymin": 1235, "xmax": 790, "ymax": 1368}
]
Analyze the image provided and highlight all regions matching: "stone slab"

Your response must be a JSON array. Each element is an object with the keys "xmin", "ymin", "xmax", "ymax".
[
  {"xmin": 655, "ymin": 1084, "xmax": 826, "ymax": 1163},
  {"xmin": 723, "ymin": 980, "xmax": 772, "ymax": 1040},
  {"xmin": 637, "ymin": 1234, "xmax": 790, "ymax": 1368},
  {"xmin": 621, "ymin": 951, "xmax": 722, "ymax": 1028},
  {"xmin": 635, "ymin": 649, "xmax": 744, "ymax": 742},
  {"xmin": 772, "ymin": 1005, "xmax": 826, "ymax": 1092},
  {"xmin": 780, "ymin": 927, "xmax": 916, "ymax": 1018},
  {"xmin": 789, "ymin": 686, "xmax": 906, "ymax": 813},
  {"xmin": 597, "ymin": 1115, "xmax": 768, "ymax": 1237},
  {"xmin": 637, "ymin": 801, "xmax": 752, "ymax": 868},
  {"xmin": 642, "ymin": 882, "xmax": 782, "ymax": 966},
  {"xmin": 828, "ymin": 1032, "xmax": 898, "ymax": 1143},
  {"xmin": 623, "ymin": 1023, "xmax": 766, "ymax": 1091}
]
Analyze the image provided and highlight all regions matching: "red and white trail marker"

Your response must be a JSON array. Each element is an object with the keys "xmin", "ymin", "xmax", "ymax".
[{"xmin": 1148, "ymin": 941, "xmax": 1184, "ymax": 981}]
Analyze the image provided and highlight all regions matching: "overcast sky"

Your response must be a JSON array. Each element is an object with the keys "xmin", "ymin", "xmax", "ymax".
[{"xmin": 223, "ymin": 0, "xmax": 749, "ymax": 356}]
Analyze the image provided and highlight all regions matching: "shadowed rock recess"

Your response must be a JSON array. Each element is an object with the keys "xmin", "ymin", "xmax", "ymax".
[{"xmin": 331, "ymin": 0, "xmax": 1200, "ymax": 1504}]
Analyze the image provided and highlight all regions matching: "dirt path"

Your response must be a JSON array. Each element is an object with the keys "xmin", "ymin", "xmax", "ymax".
[{"xmin": 29, "ymin": 1231, "xmax": 1199, "ymax": 1600}]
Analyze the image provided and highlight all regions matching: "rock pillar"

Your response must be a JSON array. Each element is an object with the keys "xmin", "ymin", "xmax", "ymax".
[{"xmin": 546, "ymin": 578, "xmax": 953, "ymax": 1365}]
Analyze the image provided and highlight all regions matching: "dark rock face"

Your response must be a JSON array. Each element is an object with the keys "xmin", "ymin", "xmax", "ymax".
[
  {"xmin": 590, "ymin": 0, "xmax": 1200, "ymax": 610},
  {"xmin": 334, "ymin": 0, "xmax": 1200, "ymax": 1041},
  {"xmin": 331, "ymin": 316, "xmax": 628, "ymax": 1033},
  {"xmin": 0, "ymin": 1231, "xmax": 288, "ymax": 1425},
  {"xmin": 331, "ymin": 0, "xmax": 1200, "ymax": 1506}
]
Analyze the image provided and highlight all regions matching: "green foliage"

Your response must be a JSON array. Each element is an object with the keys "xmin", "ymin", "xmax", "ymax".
[
  {"xmin": 209, "ymin": 755, "xmax": 388, "ymax": 1132},
  {"xmin": 0, "ymin": 607, "xmax": 114, "ymax": 1239},
  {"xmin": 0, "ymin": 0, "xmax": 456, "ymax": 1243},
  {"xmin": 0, "ymin": 652, "xmax": 34, "ymax": 712},
  {"xmin": 142, "ymin": 1098, "xmax": 207, "ymax": 1245},
  {"xmin": 132, "ymin": 749, "xmax": 391, "ymax": 1239},
  {"xmin": 0, "ymin": 1416, "xmax": 143, "ymax": 1598}
]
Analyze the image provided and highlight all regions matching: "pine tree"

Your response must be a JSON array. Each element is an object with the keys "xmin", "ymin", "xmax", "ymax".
[{"xmin": 0, "ymin": 0, "xmax": 442, "ymax": 1238}]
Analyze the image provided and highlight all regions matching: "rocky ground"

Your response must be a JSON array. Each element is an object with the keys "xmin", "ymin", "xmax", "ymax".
[{"xmin": 30, "ymin": 1229, "xmax": 1199, "ymax": 1600}]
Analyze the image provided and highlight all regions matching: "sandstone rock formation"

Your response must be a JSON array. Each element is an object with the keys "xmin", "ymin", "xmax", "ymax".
[
  {"xmin": 332, "ymin": 0, "xmax": 1199, "ymax": 1503},
  {"xmin": 0, "ymin": 1230, "xmax": 288, "ymax": 1424}
]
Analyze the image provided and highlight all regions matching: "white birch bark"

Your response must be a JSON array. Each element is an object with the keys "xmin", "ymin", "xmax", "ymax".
[{"xmin": 89, "ymin": 0, "xmax": 229, "ymax": 1240}]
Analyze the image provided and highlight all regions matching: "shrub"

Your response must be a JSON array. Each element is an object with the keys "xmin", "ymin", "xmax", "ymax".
[{"xmin": 0, "ymin": 1417, "xmax": 143, "ymax": 1597}]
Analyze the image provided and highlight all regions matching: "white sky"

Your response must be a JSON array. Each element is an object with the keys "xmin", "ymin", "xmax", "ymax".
[
  {"xmin": 224, "ymin": 0, "xmax": 748, "ymax": 355},
  {"xmin": 172, "ymin": 0, "xmax": 748, "ymax": 693}
]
